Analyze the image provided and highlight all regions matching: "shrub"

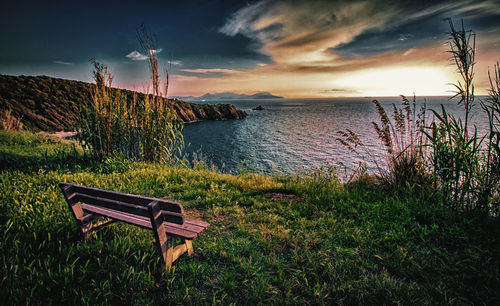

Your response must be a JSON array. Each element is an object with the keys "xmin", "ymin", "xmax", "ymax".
[
  {"xmin": 76, "ymin": 26, "xmax": 183, "ymax": 163},
  {"xmin": 337, "ymin": 95, "xmax": 430, "ymax": 191},
  {"xmin": 425, "ymin": 21, "xmax": 499, "ymax": 215},
  {"xmin": 337, "ymin": 20, "xmax": 499, "ymax": 216},
  {"xmin": 0, "ymin": 108, "xmax": 24, "ymax": 130}
]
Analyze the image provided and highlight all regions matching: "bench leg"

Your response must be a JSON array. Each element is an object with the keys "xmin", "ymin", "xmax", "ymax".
[
  {"xmin": 184, "ymin": 239, "xmax": 194, "ymax": 256},
  {"xmin": 164, "ymin": 236, "xmax": 174, "ymax": 270},
  {"xmin": 148, "ymin": 201, "xmax": 175, "ymax": 271},
  {"xmin": 82, "ymin": 218, "xmax": 116, "ymax": 241},
  {"xmin": 148, "ymin": 201, "xmax": 197, "ymax": 272},
  {"xmin": 81, "ymin": 222, "xmax": 93, "ymax": 241}
]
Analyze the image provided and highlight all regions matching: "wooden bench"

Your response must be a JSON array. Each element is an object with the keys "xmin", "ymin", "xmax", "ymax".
[{"xmin": 59, "ymin": 182, "xmax": 209, "ymax": 271}]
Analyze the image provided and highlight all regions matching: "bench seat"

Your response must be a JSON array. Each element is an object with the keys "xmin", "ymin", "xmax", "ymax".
[
  {"xmin": 59, "ymin": 182, "xmax": 209, "ymax": 271},
  {"xmin": 80, "ymin": 203, "xmax": 209, "ymax": 239}
]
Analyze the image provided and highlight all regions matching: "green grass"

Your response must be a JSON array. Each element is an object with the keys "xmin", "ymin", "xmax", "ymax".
[{"xmin": 1, "ymin": 130, "xmax": 499, "ymax": 304}]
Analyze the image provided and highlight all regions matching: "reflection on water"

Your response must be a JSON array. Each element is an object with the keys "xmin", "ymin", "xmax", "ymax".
[{"xmin": 182, "ymin": 97, "xmax": 489, "ymax": 175}]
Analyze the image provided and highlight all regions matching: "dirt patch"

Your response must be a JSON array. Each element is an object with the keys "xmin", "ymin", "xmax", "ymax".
[
  {"xmin": 184, "ymin": 208, "xmax": 211, "ymax": 220},
  {"xmin": 50, "ymin": 131, "xmax": 78, "ymax": 139},
  {"xmin": 266, "ymin": 192, "xmax": 303, "ymax": 202}
]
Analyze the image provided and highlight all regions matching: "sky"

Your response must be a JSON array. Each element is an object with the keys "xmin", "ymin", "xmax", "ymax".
[{"xmin": 1, "ymin": 0, "xmax": 499, "ymax": 98}]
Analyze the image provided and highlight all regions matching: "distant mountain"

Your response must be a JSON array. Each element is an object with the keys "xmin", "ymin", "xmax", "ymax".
[{"xmin": 173, "ymin": 92, "xmax": 283, "ymax": 101}]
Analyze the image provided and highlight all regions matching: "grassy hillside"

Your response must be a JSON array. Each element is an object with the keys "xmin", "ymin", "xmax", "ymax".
[
  {"xmin": 0, "ymin": 74, "xmax": 246, "ymax": 132},
  {"xmin": 1, "ymin": 130, "xmax": 499, "ymax": 304}
]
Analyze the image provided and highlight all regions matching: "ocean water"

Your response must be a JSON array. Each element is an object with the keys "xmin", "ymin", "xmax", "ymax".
[{"xmin": 182, "ymin": 97, "xmax": 490, "ymax": 175}]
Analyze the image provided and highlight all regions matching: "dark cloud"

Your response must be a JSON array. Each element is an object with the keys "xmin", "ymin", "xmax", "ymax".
[
  {"xmin": 332, "ymin": 0, "xmax": 500, "ymax": 59},
  {"xmin": 332, "ymin": 14, "xmax": 448, "ymax": 59},
  {"xmin": 0, "ymin": 0, "xmax": 267, "ymax": 76}
]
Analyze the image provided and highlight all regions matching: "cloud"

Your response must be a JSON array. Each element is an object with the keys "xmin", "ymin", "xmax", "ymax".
[
  {"xmin": 126, "ymin": 50, "xmax": 148, "ymax": 61},
  {"xmin": 168, "ymin": 60, "xmax": 182, "ymax": 66},
  {"xmin": 179, "ymin": 68, "xmax": 240, "ymax": 77},
  {"xmin": 125, "ymin": 49, "xmax": 162, "ymax": 61},
  {"xmin": 219, "ymin": 0, "xmax": 500, "ymax": 67},
  {"xmin": 174, "ymin": 0, "xmax": 500, "ymax": 97},
  {"xmin": 53, "ymin": 60, "xmax": 73, "ymax": 65},
  {"xmin": 220, "ymin": 0, "xmax": 402, "ymax": 66}
]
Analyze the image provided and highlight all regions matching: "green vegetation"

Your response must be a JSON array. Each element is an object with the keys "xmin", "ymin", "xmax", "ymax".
[
  {"xmin": 338, "ymin": 21, "xmax": 499, "ymax": 216},
  {"xmin": 426, "ymin": 22, "xmax": 499, "ymax": 214},
  {"xmin": 1, "ymin": 130, "xmax": 499, "ymax": 304},
  {"xmin": 76, "ymin": 59, "xmax": 183, "ymax": 162},
  {"xmin": 0, "ymin": 74, "xmax": 91, "ymax": 131},
  {"xmin": 75, "ymin": 26, "xmax": 184, "ymax": 163}
]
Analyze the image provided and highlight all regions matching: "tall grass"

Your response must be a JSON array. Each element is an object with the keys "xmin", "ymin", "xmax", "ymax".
[
  {"xmin": 1, "ymin": 108, "xmax": 24, "ymax": 130},
  {"xmin": 76, "ymin": 26, "xmax": 183, "ymax": 163},
  {"xmin": 337, "ymin": 21, "xmax": 499, "ymax": 215},
  {"xmin": 426, "ymin": 21, "xmax": 499, "ymax": 214},
  {"xmin": 337, "ymin": 95, "xmax": 429, "ymax": 191}
]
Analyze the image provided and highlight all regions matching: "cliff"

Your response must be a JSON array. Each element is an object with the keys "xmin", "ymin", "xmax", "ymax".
[
  {"xmin": 0, "ymin": 74, "xmax": 247, "ymax": 131},
  {"xmin": 170, "ymin": 99, "xmax": 247, "ymax": 122}
]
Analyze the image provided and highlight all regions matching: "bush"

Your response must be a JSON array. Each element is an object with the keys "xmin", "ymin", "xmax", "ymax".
[
  {"xmin": 337, "ymin": 95, "xmax": 430, "ymax": 192},
  {"xmin": 76, "ymin": 27, "xmax": 183, "ymax": 163},
  {"xmin": 425, "ymin": 21, "xmax": 499, "ymax": 215},
  {"xmin": 337, "ymin": 21, "xmax": 499, "ymax": 216}
]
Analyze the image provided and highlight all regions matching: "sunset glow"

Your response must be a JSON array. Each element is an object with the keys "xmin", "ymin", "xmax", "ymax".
[
  {"xmin": 1, "ymin": 0, "xmax": 499, "ymax": 97},
  {"xmin": 333, "ymin": 66, "xmax": 457, "ymax": 97}
]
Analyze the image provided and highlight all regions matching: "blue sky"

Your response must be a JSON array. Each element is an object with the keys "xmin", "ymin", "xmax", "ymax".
[{"xmin": 1, "ymin": 0, "xmax": 500, "ymax": 97}]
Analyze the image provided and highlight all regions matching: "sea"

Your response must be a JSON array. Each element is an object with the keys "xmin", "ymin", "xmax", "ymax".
[{"xmin": 182, "ymin": 96, "xmax": 490, "ymax": 176}]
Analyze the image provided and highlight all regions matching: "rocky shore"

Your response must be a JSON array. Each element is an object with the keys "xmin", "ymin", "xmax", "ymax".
[{"xmin": 171, "ymin": 99, "xmax": 247, "ymax": 123}]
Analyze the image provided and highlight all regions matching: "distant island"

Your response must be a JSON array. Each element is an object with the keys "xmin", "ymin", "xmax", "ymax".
[{"xmin": 173, "ymin": 92, "xmax": 283, "ymax": 101}]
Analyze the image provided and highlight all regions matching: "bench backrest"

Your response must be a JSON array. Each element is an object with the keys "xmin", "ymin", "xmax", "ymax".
[{"xmin": 59, "ymin": 182, "xmax": 184, "ymax": 225}]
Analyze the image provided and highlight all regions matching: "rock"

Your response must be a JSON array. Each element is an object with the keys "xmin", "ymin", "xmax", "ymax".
[
  {"xmin": 252, "ymin": 105, "xmax": 264, "ymax": 110},
  {"xmin": 174, "ymin": 100, "xmax": 247, "ymax": 123}
]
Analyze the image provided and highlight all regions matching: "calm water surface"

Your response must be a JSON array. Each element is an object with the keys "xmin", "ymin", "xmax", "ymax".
[{"xmin": 182, "ymin": 97, "xmax": 489, "ymax": 175}]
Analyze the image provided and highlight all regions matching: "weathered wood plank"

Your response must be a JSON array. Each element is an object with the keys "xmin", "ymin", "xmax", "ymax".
[
  {"xmin": 185, "ymin": 240, "xmax": 194, "ymax": 256},
  {"xmin": 81, "ymin": 203, "xmax": 152, "ymax": 229},
  {"xmin": 172, "ymin": 243, "xmax": 188, "ymax": 262},
  {"xmin": 76, "ymin": 193, "xmax": 150, "ymax": 217},
  {"xmin": 149, "ymin": 201, "xmax": 173, "ymax": 270},
  {"xmin": 73, "ymin": 192, "xmax": 185, "ymax": 224},
  {"xmin": 66, "ymin": 183, "xmax": 184, "ymax": 213}
]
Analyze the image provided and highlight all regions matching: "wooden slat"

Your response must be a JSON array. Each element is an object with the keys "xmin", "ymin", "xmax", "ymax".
[
  {"xmin": 158, "ymin": 201, "xmax": 184, "ymax": 215},
  {"xmin": 163, "ymin": 222, "xmax": 208, "ymax": 239},
  {"xmin": 172, "ymin": 243, "xmax": 188, "ymax": 262},
  {"xmin": 64, "ymin": 183, "xmax": 184, "ymax": 213},
  {"xmin": 76, "ymin": 193, "xmax": 150, "ymax": 217},
  {"xmin": 162, "ymin": 211, "xmax": 184, "ymax": 225},
  {"xmin": 75, "ymin": 192, "xmax": 184, "ymax": 224},
  {"xmin": 80, "ymin": 203, "xmax": 208, "ymax": 240},
  {"xmin": 185, "ymin": 218, "xmax": 210, "ymax": 228},
  {"xmin": 81, "ymin": 203, "xmax": 153, "ymax": 230}
]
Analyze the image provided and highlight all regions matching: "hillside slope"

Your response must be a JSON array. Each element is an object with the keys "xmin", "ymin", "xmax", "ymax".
[{"xmin": 0, "ymin": 74, "xmax": 247, "ymax": 131}]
